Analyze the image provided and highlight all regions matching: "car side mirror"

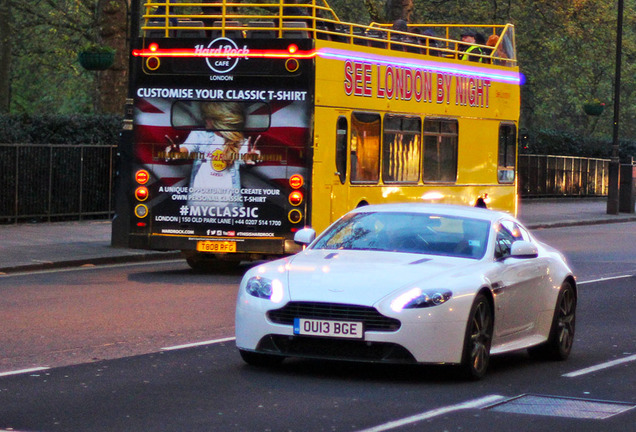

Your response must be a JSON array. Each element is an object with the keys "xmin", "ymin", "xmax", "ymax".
[
  {"xmin": 510, "ymin": 241, "xmax": 538, "ymax": 259},
  {"xmin": 294, "ymin": 228, "xmax": 316, "ymax": 246}
]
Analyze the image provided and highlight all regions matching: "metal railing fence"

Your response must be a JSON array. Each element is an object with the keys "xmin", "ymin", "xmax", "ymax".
[
  {"xmin": 518, "ymin": 154, "xmax": 609, "ymax": 197},
  {"xmin": 0, "ymin": 144, "xmax": 116, "ymax": 223},
  {"xmin": 0, "ymin": 146, "xmax": 610, "ymax": 223}
]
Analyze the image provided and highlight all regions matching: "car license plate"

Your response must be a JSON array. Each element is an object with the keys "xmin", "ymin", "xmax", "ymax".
[
  {"xmin": 196, "ymin": 241, "xmax": 236, "ymax": 253},
  {"xmin": 293, "ymin": 318, "xmax": 364, "ymax": 339}
]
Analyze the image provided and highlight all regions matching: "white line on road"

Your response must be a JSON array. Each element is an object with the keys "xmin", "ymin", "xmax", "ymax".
[
  {"xmin": 577, "ymin": 274, "xmax": 633, "ymax": 285},
  {"xmin": 355, "ymin": 394, "xmax": 506, "ymax": 432},
  {"xmin": 0, "ymin": 367, "xmax": 50, "ymax": 377},
  {"xmin": 563, "ymin": 354, "xmax": 636, "ymax": 378},
  {"xmin": 161, "ymin": 337, "xmax": 236, "ymax": 351}
]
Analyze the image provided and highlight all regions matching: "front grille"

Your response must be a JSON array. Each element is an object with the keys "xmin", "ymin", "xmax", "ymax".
[
  {"xmin": 257, "ymin": 335, "xmax": 416, "ymax": 363},
  {"xmin": 267, "ymin": 302, "xmax": 401, "ymax": 332}
]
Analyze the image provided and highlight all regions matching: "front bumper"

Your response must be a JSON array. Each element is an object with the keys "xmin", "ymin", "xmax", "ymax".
[{"xmin": 235, "ymin": 297, "xmax": 470, "ymax": 365}]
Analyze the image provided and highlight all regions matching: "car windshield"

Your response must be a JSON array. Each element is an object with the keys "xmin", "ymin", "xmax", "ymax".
[{"xmin": 312, "ymin": 211, "xmax": 490, "ymax": 259}]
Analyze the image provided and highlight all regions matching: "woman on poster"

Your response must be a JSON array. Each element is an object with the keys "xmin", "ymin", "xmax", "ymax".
[{"xmin": 166, "ymin": 101, "xmax": 261, "ymax": 208}]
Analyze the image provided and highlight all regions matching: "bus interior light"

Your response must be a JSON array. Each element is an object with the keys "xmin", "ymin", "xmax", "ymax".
[{"xmin": 289, "ymin": 191, "xmax": 303, "ymax": 206}]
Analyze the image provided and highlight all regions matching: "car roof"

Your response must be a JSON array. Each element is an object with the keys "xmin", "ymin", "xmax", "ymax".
[{"xmin": 349, "ymin": 203, "xmax": 513, "ymax": 223}]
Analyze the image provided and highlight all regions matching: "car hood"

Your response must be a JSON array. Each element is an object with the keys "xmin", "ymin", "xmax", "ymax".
[{"xmin": 285, "ymin": 249, "xmax": 472, "ymax": 306}]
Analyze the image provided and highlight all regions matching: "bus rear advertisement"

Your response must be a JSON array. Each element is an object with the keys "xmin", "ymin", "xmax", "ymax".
[{"xmin": 127, "ymin": 37, "xmax": 314, "ymax": 268}]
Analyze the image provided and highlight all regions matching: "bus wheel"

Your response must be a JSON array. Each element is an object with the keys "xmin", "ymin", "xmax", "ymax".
[{"xmin": 184, "ymin": 253, "xmax": 241, "ymax": 273}]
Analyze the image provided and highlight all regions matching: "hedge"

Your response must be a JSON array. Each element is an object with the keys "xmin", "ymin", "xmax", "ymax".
[
  {"xmin": 520, "ymin": 128, "xmax": 636, "ymax": 161},
  {"xmin": 0, "ymin": 114, "xmax": 121, "ymax": 145}
]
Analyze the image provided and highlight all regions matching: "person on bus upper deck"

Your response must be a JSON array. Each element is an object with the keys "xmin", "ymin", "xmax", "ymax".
[
  {"xmin": 417, "ymin": 28, "xmax": 442, "ymax": 56},
  {"xmin": 460, "ymin": 30, "xmax": 486, "ymax": 62},
  {"xmin": 151, "ymin": 5, "xmax": 178, "ymax": 26},
  {"xmin": 391, "ymin": 19, "xmax": 413, "ymax": 50},
  {"xmin": 487, "ymin": 34, "xmax": 510, "ymax": 66}
]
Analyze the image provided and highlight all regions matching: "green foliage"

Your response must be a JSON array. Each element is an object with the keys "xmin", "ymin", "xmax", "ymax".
[
  {"xmin": 79, "ymin": 43, "xmax": 116, "ymax": 54},
  {"xmin": 520, "ymin": 128, "xmax": 636, "ymax": 160},
  {"xmin": 0, "ymin": 114, "xmax": 121, "ymax": 144}
]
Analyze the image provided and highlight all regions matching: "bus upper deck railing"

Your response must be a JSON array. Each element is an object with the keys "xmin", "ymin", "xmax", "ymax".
[{"xmin": 140, "ymin": 1, "xmax": 517, "ymax": 66}]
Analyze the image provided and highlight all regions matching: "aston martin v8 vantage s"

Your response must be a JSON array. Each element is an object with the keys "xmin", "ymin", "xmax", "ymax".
[{"xmin": 235, "ymin": 203, "xmax": 577, "ymax": 379}]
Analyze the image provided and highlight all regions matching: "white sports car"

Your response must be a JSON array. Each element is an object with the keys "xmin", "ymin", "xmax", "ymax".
[{"xmin": 235, "ymin": 203, "xmax": 577, "ymax": 379}]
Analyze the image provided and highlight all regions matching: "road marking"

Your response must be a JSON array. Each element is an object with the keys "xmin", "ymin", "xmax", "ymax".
[
  {"xmin": 161, "ymin": 337, "xmax": 236, "ymax": 351},
  {"xmin": 0, "ymin": 367, "xmax": 50, "ymax": 377},
  {"xmin": 563, "ymin": 354, "xmax": 636, "ymax": 378},
  {"xmin": 578, "ymin": 274, "xmax": 633, "ymax": 285},
  {"xmin": 355, "ymin": 395, "xmax": 506, "ymax": 432}
]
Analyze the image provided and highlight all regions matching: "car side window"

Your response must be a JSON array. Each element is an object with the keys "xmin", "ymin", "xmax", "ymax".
[{"xmin": 495, "ymin": 220, "xmax": 531, "ymax": 259}]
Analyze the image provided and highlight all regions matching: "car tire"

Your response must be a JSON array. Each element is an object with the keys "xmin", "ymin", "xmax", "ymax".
[
  {"xmin": 528, "ymin": 281, "xmax": 576, "ymax": 361},
  {"xmin": 239, "ymin": 349, "xmax": 285, "ymax": 367},
  {"xmin": 459, "ymin": 293, "xmax": 493, "ymax": 380}
]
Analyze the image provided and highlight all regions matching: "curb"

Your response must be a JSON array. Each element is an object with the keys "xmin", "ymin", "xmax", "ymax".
[
  {"xmin": 0, "ymin": 251, "xmax": 182, "ymax": 275},
  {"xmin": 526, "ymin": 216, "xmax": 636, "ymax": 230}
]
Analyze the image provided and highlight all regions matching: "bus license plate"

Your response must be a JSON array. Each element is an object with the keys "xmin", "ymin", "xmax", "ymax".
[
  {"xmin": 294, "ymin": 318, "xmax": 363, "ymax": 339},
  {"xmin": 196, "ymin": 241, "xmax": 237, "ymax": 253}
]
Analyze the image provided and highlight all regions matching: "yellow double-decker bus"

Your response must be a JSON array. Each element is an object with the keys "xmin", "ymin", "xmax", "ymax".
[{"xmin": 117, "ymin": 0, "xmax": 521, "ymax": 269}]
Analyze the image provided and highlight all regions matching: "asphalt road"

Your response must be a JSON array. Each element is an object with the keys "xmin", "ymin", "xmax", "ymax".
[{"xmin": 0, "ymin": 223, "xmax": 634, "ymax": 432}]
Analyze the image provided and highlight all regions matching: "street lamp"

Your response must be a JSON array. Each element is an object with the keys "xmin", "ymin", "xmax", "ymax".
[{"xmin": 607, "ymin": 0, "xmax": 623, "ymax": 214}]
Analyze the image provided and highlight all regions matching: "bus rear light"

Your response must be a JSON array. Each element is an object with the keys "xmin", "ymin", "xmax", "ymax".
[
  {"xmin": 288, "ymin": 209, "xmax": 302, "ymax": 224},
  {"xmin": 137, "ymin": 222, "xmax": 147, "ymax": 227},
  {"xmin": 149, "ymin": 43, "xmax": 159, "ymax": 52},
  {"xmin": 135, "ymin": 204, "xmax": 148, "ymax": 218},
  {"xmin": 146, "ymin": 56, "xmax": 160, "ymax": 70},
  {"xmin": 289, "ymin": 174, "xmax": 304, "ymax": 189},
  {"xmin": 289, "ymin": 191, "xmax": 303, "ymax": 206},
  {"xmin": 135, "ymin": 186, "xmax": 149, "ymax": 201},
  {"xmin": 135, "ymin": 170, "xmax": 149, "ymax": 184},
  {"xmin": 288, "ymin": 44, "xmax": 298, "ymax": 54},
  {"xmin": 285, "ymin": 58, "xmax": 299, "ymax": 73}
]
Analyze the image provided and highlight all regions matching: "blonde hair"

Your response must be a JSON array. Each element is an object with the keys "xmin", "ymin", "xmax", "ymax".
[{"xmin": 201, "ymin": 102, "xmax": 245, "ymax": 165}]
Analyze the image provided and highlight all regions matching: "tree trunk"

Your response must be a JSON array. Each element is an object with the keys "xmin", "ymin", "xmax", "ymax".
[
  {"xmin": 97, "ymin": 0, "xmax": 129, "ymax": 114},
  {"xmin": 385, "ymin": 0, "xmax": 413, "ymax": 23},
  {"xmin": 0, "ymin": 0, "xmax": 11, "ymax": 113}
]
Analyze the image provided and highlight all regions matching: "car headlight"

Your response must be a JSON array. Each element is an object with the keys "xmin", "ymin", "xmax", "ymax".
[
  {"xmin": 391, "ymin": 288, "xmax": 452, "ymax": 312},
  {"xmin": 245, "ymin": 276, "xmax": 284, "ymax": 303}
]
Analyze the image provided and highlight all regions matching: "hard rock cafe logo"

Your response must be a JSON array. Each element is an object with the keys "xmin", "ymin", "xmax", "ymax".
[
  {"xmin": 210, "ymin": 148, "xmax": 227, "ymax": 172},
  {"xmin": 195, "ymin": 37, "xmax": 249, "ymax": 74}
]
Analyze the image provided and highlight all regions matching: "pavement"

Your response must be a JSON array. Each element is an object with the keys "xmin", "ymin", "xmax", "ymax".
[{"xmin": 1, "ymin": 198, "xmax": 635, "ymax": 274}]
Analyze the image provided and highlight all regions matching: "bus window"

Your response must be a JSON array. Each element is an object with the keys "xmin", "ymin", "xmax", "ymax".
[
  {"xmin": 498, "ymin": 123, "xmax": 516, "ymax": 183},
  {"xmin": 422, "ymin": 119, "xmax": 458, "ymax": 183},
  {"xmin": 350, "ymin": 112, "xmax": 380, "ymax": 183},
  {"xmin": 336, "ymin": 117, "xmax": 348, "ymax": 184},
  {"xmin": 382, "ymin": 115, "xmax": 421, "ymax": 183}
]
